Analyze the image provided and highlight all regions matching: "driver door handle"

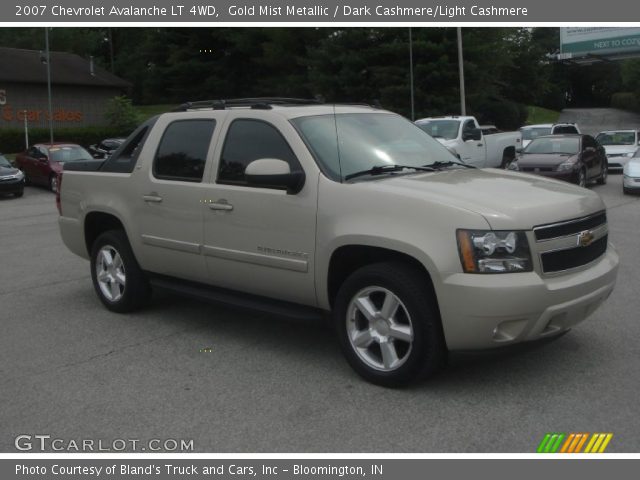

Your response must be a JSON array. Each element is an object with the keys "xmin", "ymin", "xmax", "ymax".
[{"xmin": 209, "ymin": 201, "xmax": 234, "ymax": 211}]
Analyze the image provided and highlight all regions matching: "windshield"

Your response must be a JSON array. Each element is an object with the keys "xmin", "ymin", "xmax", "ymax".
[
  {"xmin": 520, "ymin": 127, "xmax": 552, "ymax": 141},
  {"xmin": 524, "ymin": 137, "xmax": 580, "ymax": 155},
  {"xmin": 415, "ymin": 120, "xmax": 460, "ymax": 140},
  {"xmin": 48, "ymin": 146, "xmax": 93, "ymax": 163},
  {"xmin": 0, "ymin": 155, "xmax": 12, "ymax": 168},
  {"xmin": 292, "ymin": 113, "xmax": 460, "ymax": 181},
  {"xmin": 595, "ymin": 131, "xmax": 636, "ymax": 146}
]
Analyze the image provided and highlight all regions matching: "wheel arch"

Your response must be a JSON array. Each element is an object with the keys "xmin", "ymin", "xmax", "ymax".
[
  {"xmin": 83, "ymin": 210, "xmax": 129, "ymax": 256},
  {"xmin": 325, "ymin": 243, "xmax": 440, "ymax": 314}
]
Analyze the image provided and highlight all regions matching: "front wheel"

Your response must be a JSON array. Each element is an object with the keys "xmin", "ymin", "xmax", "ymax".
[
  {"xmin": 333, "ymin": 262, "xmax": 446, "ymax": 387},
  {"xmin": 576, "ymin": 168, "xmax": 587, "ymax": 188},
  {"xmin": 90, "ymin": 230, "xmax": 151, "ymax": 313},
  {"xmin": 597, "ymin": 164, "xmax": 607, "ymax": 185},
  {"xmin": 49, "ymin": 174, "xmax": 58, "ymax": 193}
]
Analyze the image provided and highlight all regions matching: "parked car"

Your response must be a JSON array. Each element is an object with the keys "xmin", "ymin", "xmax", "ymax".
[
  {"xmin": 0, "ymin": 153, "xmax": 25, "ymax": 197},
  {"xmin": 88, "ymin": 138, "xmax": 126, "ymax": 159},
  {"xmin": 622, "ymin": 151, "xmax": 640, "ymax": 194},
  {"xmin": 15, "ymin": 143, "xmax": 94, "ymax": 192},
  {"xmin": 520, "ymin": 123, "xmax": 581, "ymax": 148},
  {"xmin": 595, "ymin": 130, "xmax": 640, "ymax": 172},
  {"xmin": 509, "ymin": 134, "xmax": 607, "ymax": 187},
  {"xmin": 415, "ymin": 116, "xmax": 521, "ymax": 168},
  {"xmin": 57, "ymin": 99, "xmax": 619, "ymax": 386}
]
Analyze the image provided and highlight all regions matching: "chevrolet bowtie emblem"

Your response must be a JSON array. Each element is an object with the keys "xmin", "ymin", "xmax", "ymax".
[{"xmin": 577, "ymin": 230, "xmax": 595, "ymax": 247}]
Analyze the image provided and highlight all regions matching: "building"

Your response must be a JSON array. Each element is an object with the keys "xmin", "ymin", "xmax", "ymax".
[{"xmin": 0, "ymin": 47, "xmax": 131, "ymax": 130}]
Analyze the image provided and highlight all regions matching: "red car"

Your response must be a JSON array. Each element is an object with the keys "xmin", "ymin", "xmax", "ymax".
[{"xmin": 16, "ymin": 143, "xmax": 93, "ymax": 192}]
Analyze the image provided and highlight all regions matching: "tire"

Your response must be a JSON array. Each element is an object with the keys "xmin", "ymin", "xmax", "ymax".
[
  {"xmin": 14, "ymin": 189, "xmax": 24, "ymax": 198},
  {"xmin": 597, "ymin": 164, "xmax": 607, "ymax": 185},
  {"xmin": 500, "ymin": 154, "xmax": 514, "ymax": 169},
  {"xmin": 333, "ymin": 262, "xmax": 446, "ymax": 387},
  {"xmin": 49, "ymin": 174, "xmax": 58, "ymax": 193},
  {"xmin": 576, "ymin": 168, "xmax": 586, "ymax": 188},
  {"xmin": 90, "ymin": 230, "xmax": 151, "ymax": 313},
  {"xmin": 623, "ymin": 186, "xmax": 631, "ymax": 195}
]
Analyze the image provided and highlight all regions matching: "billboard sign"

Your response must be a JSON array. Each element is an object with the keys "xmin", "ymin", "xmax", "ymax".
[{"xmin": 560, "ymin": 27, "xmax": 640, "ymax": 58}]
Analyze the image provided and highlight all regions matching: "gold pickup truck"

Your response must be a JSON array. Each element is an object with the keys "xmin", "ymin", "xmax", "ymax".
[{"xmin": 58, "ymin": 98, "xmax": 619, "ymax": 386}]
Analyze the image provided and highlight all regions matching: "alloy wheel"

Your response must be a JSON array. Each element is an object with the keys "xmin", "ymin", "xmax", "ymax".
[{"xmin": 345, "ymin": 286, "xmax": 414, "ymax": 371}]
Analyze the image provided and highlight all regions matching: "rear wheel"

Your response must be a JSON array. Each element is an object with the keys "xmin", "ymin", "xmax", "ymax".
[
  {"xmin": 333, "ymin": 262, "xmax": 445, "ymax": 387},
  {"xmin": 90, "ymin": 230, "xmax": 151, "ymax": 313}
]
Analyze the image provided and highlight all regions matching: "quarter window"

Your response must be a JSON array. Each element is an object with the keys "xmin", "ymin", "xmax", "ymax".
[
  {"xmin": 218, "ymin": 119, "xmax": 300, "ymax": 185},
  {"xmin": 153, "ymin": 119, "xmax": 215, "ymax": 182}
]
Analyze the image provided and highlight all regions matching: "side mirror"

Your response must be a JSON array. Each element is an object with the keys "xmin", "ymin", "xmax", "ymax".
[
  {"xmin": 516, "ymin": 146, "xmax": 523, "ymax": 154},
  {"xmin": 585, "ymin": 147, "xmax": 596, "ymax": 153},
  {"xmin": 463, "ymin": 128, "xmax": 482, "ymax": 142},
  {"xmin": 245, "ymin": 158, "xmax": 305, "ymax": 194},
  {"xmin": 38, "ymin": 156, "xmax": 48, "ymax": 163}
]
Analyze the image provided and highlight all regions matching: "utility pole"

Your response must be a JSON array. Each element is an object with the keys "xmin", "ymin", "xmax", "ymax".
[
  {"xmin": 44, "ymin": 28, "xmax": 54, "ymax": 144},
  {"xmin": 457, "ymin": 27, "xmax": 466, "ymax": 116}
]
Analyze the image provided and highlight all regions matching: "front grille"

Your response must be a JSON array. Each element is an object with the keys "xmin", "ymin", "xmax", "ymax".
[
  {"xmin": 541, "ymin": 235, "xmax": 608, "ymax": 273},
  {"xmin": 521, "ymin": 167, "xmax": 554, "ymax": 172},
  {"xmin": 534, "ymin": 212, "xmax": 607, "ymax": 241}
]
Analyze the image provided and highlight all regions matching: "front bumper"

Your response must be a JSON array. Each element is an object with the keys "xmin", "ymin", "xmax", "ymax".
[
  {"xmin": 438, "ymin": 244, "xmax": 619, "ymax": 350},
  {"xmin": 623, "ymin": 175, "xmax": 640, "ymax": 190},
  {"xmin": 607, "ymin": 156, "xmax": 632, "ymax": 170},
  {"xmin": 0, "ymin": 177, "xmax": 25, "ymax": 193},
  {"xmin": 518, "ymin": 168, "xmax": 578, "ymax": 184}
]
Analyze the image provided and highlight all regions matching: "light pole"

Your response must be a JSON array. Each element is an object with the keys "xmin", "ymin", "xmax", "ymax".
[
  {"xmin": 457, "ymin": 27, "xmax": 466, "ymax": 116},
  {"xmin": 44, "ymin": 27, "xmax": 54, "ymax": 144},
  {"xmin": 409, "ymin": 27, "xmax": 415, "ymax": 121}
]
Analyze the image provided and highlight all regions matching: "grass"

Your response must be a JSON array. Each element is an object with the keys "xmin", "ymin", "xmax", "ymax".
[
  {"xmin": 133, "ymin": 104, "xmax": 178, "ymax": 121},
  {"xmin": 526, "ymin": 105, "xmax": 560, "ymax": 125}
]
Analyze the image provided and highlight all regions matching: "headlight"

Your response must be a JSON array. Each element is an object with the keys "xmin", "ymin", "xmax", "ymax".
[
  {"xmin": 456, "ymin": 229, "xmax": 532, "ymax": 273},
  {"xmin": 624, "ymin": 152, "xmax": 635, "ymax": 157},
  {"xmin": 508, "ymin": 161, "xmax": 519, "ymax": 171},
  {"xmin": 556, "ymin": 161, "xmax": 576, "ymax": 172}
]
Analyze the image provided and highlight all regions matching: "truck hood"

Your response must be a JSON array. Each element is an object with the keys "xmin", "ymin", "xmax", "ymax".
[
  {"xmin": 604, "ymin": 145, "xmax": 637, "ymax": 156},
  {"xmin": 368, "ymin": 168, "xmax": 604, "ymax": 230}
]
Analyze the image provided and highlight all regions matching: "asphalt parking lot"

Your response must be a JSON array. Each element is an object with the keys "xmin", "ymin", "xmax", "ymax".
[{"xmin": 1, "ymin": 175, "xmax": 639, "ymax": 453}]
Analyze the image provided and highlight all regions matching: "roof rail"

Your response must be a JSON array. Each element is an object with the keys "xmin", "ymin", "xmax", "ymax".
[{"xmin": 173, "ymin": 97, "xmax": 323, "ymax": 112}]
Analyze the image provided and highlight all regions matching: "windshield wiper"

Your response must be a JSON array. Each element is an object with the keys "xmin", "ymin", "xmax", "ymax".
[
  {"xmin": 426, "ymin": 160, "xmax": 475, "ymax": 169},
  {"xmin": 345, "ymin": 164, "xmax": 436, "ymax": 181}
]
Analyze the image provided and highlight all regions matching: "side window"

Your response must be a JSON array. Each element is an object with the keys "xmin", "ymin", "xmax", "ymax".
[
  {"xmin": 153, "ymin": 119, "xmax": 216, "ymax": 182},
  {"xmin": 218, "ymin": 119, "xmax": 300, "ymax": 185},
  {"xmin": 27, "ymin": 147, "xmax": 39, "ymax": 157}
]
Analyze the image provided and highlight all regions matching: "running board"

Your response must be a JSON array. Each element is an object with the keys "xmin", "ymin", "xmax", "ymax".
[{"xmin": 147, "ymin": 273, "xmax": 325, "ymax": 323}]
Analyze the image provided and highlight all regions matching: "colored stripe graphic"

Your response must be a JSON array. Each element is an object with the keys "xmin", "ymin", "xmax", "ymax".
[{"xmin": 538, "ymin": 433, "xmax": 613, "ymax": 453}]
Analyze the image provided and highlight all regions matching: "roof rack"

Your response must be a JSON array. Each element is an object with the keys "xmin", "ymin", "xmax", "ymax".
[{"xmin": 173, "ymin": 97, "xmax": 323, "ymax": 112}]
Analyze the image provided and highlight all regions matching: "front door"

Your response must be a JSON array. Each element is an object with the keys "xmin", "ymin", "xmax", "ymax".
[
  {"xmin": 201, "ymin": 115, "xmax": 318, "ymax": 306},
  {"xmin": 456, "ymin": 119, "xmax": 486, "ymax": 167}
]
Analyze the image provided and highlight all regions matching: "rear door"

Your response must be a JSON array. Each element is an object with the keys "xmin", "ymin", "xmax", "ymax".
[
  {"xmin": 131, "ymin": 114, "xmax": 222, "ymax": 284},
  {"xmin": 200, "ymin": 112, "xmax": 318, "ymax": 306}
]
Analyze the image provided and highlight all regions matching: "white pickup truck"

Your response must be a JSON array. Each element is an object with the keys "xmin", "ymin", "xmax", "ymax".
[
  {"xmin": 57, "ymin": 99, "xmax": 618, "ymax": 386},
  {"xmin": 415, "ymin": 116, "xmax": 521, "ymax": 168}
]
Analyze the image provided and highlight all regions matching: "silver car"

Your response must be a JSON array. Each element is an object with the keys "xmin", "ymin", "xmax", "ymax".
[
  {"xmin": 595, "ymin": 130, "xmax": 640, "ymax": 171},
  {"xmin": 623, "ymin": 151, "xmax": 640, "ymax": 194}
]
